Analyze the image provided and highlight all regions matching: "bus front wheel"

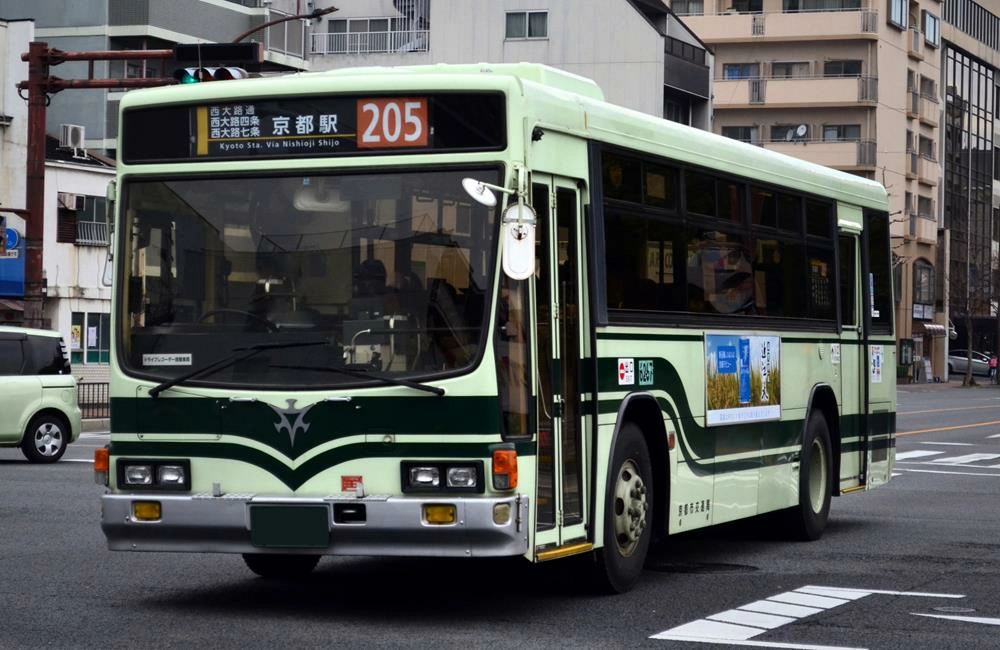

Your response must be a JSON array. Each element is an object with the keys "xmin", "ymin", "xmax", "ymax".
[
  {"xmin": 242, "ymin": 553, "xmax": 320, "ymax": 579},
  {"xmin": 595, "ymin": 421, "xmax": 653, "ymax": 594},
  {"xmin": 785, "ymin": 412, "xmax": 832, "ymax": 541}
]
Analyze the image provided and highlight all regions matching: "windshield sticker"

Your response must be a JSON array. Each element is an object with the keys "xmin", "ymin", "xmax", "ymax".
[
  {"xmin": 870, "ymin": 345, "xmax": 883, "ymax": 383},
  {"xmin": 638, "ymin": 360, "xmax": 654, "ymax": 386},
  {"xmin": 705, "ymin": 334, "xmax": 780, "ymax": 426},
  {"xmin": 142, "ymin": 353, "xmax": 193, "ymax": 367},
  {"xmin": 618, "ymin": 358, "xmax": 635, "ymax": 386}
]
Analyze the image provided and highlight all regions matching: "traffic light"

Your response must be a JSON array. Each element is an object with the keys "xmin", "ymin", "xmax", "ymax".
[{"xmin": 171, "ymin": 42, "xmax": 263, "ymax": 84}]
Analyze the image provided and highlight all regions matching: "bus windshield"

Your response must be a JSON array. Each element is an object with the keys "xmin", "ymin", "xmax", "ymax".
[{"xmin": 119, "ymin": 168, "xmax": 500, "ymax": 389}]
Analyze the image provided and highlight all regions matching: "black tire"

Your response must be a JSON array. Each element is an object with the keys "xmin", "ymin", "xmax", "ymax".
[
  {"xmin": 594, "ymin": 421, "xmax": 653, "ymax": 594},
  {"xmin": 785, "ymin": 412, "xmax": 832, "ymax": 541},
  {"xmin": 242, "ymin": 553, "xmax": 320, "ymax": 579},
  {"xmin": 20, "ymin": 413, "xmax": 69, "ymax": 463}
]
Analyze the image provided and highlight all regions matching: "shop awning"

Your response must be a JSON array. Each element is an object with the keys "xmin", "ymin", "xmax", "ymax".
[{"xmin": 915, "ymin": 322, "xmax": 946, "ymax": 337}]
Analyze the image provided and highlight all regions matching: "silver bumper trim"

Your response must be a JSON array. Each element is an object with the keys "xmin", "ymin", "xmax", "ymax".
[{"xmin": 101, "ymin": 493, "xmax": 528, "ymax": 557}]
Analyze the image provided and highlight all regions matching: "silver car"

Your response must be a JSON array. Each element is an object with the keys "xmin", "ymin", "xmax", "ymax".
[{"xmin": 948, "ymin": 349, "xmax": 992, "ymax": 377}]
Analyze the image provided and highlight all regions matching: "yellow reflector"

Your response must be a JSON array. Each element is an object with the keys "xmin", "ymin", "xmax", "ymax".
[
  {"xmin": 493, "ymin": 503, "xmax": 511, "ymax": 525},
  {"xmin": 423, "ymin": 504, "xmax": 456, "ymax": 525},
  {"xmin": 133, "ymin": 501, "xmax": 162, "ymax": 521}
]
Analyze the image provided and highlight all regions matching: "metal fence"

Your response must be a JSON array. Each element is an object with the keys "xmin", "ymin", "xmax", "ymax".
[{"xmin": 78, "ymin": 382, "xmax": 110, "ymax": 419}]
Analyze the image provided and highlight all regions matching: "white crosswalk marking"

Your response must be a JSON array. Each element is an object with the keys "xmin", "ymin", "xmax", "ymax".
[
  {"xmin": 930, "ymin": 453, "xmax": 1000, "ymax": 465},
  {"xmin": 896, "ymin": 450, "xmax": 946, "ymax": 460}
]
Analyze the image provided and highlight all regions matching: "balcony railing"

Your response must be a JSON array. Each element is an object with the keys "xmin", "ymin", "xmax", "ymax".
[
  {"xmin": 919, "ymin": 94, "xmax": 940, "ymax": 126},
  {"xmin": 907, "ymin": 91, "xmax": 920, "ymax": 117},
  {"xmin": 76, "ymin": 221, "xmax": 108, "ymax": 247},
  {"xmin": 760, "ymin": 139, "xmax": 876, "ymax": 168},
  {"xmin": 265, "ymin": 11, "xmax": 307, "ymax": 59},
  {"xmin": 908, "ymin": 28, "xmax": 924, "ymax": 59},
  {"xmin": 683, "ymin": 9, "xmax": 878, "ymax": 40},
  {"xmin": 312, "ymin": 30, "xmax": 430, "ymax": 55},
  {"xmin": 715, "ymin": 75, "xmax": 877, "ymax": 106}
]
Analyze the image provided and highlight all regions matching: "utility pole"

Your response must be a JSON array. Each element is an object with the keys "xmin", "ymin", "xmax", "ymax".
[{"xmin": 16, "ymin": 45, "xmax": 175, "ymax": 329}]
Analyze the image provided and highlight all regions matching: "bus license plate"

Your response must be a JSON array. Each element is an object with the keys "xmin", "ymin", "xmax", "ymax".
[{"xmin": 249, "ymin": 505, "xmax": 330, "ymax": 549}]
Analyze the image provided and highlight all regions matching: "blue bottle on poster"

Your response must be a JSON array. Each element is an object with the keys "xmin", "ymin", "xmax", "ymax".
[{"xmin": 738, "ymin": 337, "xmax": 751, "ymax": 404}]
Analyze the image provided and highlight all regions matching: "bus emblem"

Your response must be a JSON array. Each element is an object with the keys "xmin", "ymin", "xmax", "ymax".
[{"xmin": 269, "ymin": 399, "xmax": 313, "ymax": 448}]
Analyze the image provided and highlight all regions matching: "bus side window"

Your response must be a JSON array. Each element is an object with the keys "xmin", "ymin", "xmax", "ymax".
[{"xmin": 838, "ymin": 234, "xmax": 857, "ymax": 327}]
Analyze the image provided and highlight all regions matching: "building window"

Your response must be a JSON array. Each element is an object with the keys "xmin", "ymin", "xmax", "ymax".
[
  {"xmin": 823, "ymin": 60, "xmax": 862, "ymax": 77},
  {"xmin": 783, "ymin": 0, "xmax": 861, "ymax": 10},
  {"xmin": 919, "ymin": 75, "xmax": 937, "ymax": 98},
  {"xmin": 772, "ymin": 123, "xmax": 810, "ymax": 141},
  {"xmin": 923, "ymin": 11, "xmax": 940, "ymax": 47},
  {"xmin": 730, "ymin": 0, "xmax": 763, "ymax": 14},
  {"xmin": 505, "ymin": 11, "xmax": 547, "ymax": 39},
  {"xmin": 723, "ymin": 63, "xmax": 760, "ymax": 79},
  {"xmin": 888, "ymin": 0, "xmax": 907, "ymax": 29},
  {"xmin": 823, "ymin": 124, "xmax": 861, "ymax": 141},
  {"xmin": 919, "ymin": 135, "xmax": 936, "ymax": 160},
  {"xmin": 913, "ymin": 260, "xmax": 934, "ymax": 305},
  {"xmin": 917, "ymin": 195, "xmax": 934, "ymax": 218},
  {"xmin": 664, "ymin": 97, "xmax": 691, "ymax": 125},
  {"xmin": 667, "ymin": 37, "xmax": 706, "ymax": 65},
  {"xmin": 721, "ymin": 126, "xmax": 760, "ymax": 145},
  {"xmin": 70, "ymin": 312, "xmax": 110, "ymax": 364},
  {"xmin": 673, "ymin": 0, "xmax": 704, "ymax": 15},
  {"xmin": 771, "ymin": 61, "xmax": 810, "ymax": 78}
]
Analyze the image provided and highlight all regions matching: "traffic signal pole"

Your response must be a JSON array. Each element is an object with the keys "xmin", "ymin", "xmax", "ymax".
[{"xmin": 16, "ymin": 44, "xmax": 175, "ymax": 328}]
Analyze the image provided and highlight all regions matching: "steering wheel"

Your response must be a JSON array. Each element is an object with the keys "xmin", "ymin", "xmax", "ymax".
[{"xmin": 197, "ymin": 309, "xmax": 279, "ymax": 332}]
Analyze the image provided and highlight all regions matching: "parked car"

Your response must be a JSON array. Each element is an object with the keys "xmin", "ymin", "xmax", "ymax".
[
  {"xmin": 0, "ymin": 326, "xmax": 81, "ymax": 462},
  {"xmin": 947, "ymin": 349, "xmax": 992, "ymax": 377}
]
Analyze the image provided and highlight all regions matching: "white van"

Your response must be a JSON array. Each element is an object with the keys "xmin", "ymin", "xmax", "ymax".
[{"xmin": 0, "ymin": 326, "xmax": 81, "ymax": 462}]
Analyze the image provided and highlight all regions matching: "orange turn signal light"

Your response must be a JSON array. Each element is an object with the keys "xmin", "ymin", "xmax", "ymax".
[
  {"xmin": 492, "ymin": 449, "xmax": 518, "ymax": 490},
  {"xmin": 94, "ymin": 447, "xmax": 109, "ymax": 472}
]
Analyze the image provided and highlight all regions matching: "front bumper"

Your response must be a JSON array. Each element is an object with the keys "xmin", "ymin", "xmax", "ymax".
[{"xmin": 101, "ymin": 492, "xmax": 528, "ymax": 557}]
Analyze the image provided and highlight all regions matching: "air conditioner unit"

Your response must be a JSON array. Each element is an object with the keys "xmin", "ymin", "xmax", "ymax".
[
  {"xmin": 60, "ymin": 124, "xmax": 86, "ymax": 150},
  {"xmin": 58, "ymin": 192, "xmax": 86, "ymax": 211}
]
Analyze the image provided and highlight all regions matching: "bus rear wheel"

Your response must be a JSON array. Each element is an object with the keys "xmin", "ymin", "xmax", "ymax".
[
  {"xmin": 785, "ymin": 412, "xmax": 832, "ymax": 541},
  {"xmin": 242, "ymin": 553, "xmax": 320, "ymax": 579},
  {"xmin": 595, "ymin": 421, "xmax": 653, "ymax": 594}
]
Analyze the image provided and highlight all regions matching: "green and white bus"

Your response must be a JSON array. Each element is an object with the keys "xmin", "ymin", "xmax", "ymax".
[{"xmin": 98, "ymin": 63, "xmax": 894, "ymax": 592}]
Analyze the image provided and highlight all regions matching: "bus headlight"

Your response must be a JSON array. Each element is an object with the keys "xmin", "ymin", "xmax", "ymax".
[
  {"xmin": 408, "ymin": 466, "xmax": 440, "ymax": 488},
  {"xmin": 124, "ymin": 465, "xmax": 153, "ymax": 485},
  {"xmin": 157, "ymin": 465, "xmax": 187, "ymax": 486},
  {"xmin": 446, "ymin": 466, "xmax": 478, "ymax": 489},
  {"xmin": 401, "ymin": 461, "xmax": 484, "ymax": 493},
  {"xmin": 117, "ymin": 459, "xmax": 191, "ymax": 490}
]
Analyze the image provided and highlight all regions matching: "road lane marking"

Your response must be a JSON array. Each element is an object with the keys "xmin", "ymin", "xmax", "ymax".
[
  {"xmin": 912, "ymin": 613, "xmax": 1000, "ymax": 626},
  {"xmin": 930, "ymin": 453, "xmax": 1000, "ymax": 465},
  {"xmin": 899, "ymin": 419, "xmax": 1000, "ymax": 436},
  {"xmin": 651, "ymin": 636, "xmax": 866, "ymax": 649},
  {"xmin": 919, "ymin": 442, "xmax": 974, "ymax": 446},
  {"xmin": 651, "ymin": 586, "xmax": 964, "ymax": 647},
  {"xmin": 899, "ymin": 404, "xmax": 1000, "ymax": 416},
  {"xmin": 895, "ymin": 468, "xmax": 1000, "ymax": 477},
  {"xmin": 60, "ymin": 459, "xmax": 94, "ymax": 463},
  {"xmin": 895, "ymin": 450, "xmax": 946, "ymax": 460}
]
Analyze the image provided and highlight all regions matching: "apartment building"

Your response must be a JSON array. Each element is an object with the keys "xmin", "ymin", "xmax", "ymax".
[
  {"xmin": 681, "ymin": 0, "xmax": 948, "ymax": 379},
  {"xmin": 939, "ymin": 0, "xmax": 1000, "ymax": 360},
  {"xmin": 309, "ymin": 0, "xmax": 714, "ymax": 129},
  {"xmin": 0, "ymin": 0, "xmax": 310, "ymax": 155}
]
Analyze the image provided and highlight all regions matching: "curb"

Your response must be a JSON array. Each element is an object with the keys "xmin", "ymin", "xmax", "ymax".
[{"xmin": 82, "ymin": 418, "xmax": 110, "ymax": 432}]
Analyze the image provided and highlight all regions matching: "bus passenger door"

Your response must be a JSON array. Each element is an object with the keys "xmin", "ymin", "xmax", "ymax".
[
  {"xmin": 531, "ymin": 174, "xmax": 589, "ymax": 553},
  {"xmin": 837, "ymin": 230, "xmax": 865, "ymax": 491},
  {"xmin": 861, "ymin": 210, "xmax": 894, "ymax": 486}
]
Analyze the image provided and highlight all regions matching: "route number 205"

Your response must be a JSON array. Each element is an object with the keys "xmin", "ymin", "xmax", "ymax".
[{"xmin": 357, "ymin": 98, "xmax": 428, "ymax": 149}]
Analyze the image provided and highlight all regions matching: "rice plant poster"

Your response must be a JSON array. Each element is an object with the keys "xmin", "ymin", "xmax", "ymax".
[{"xmin": 705, "ymin": 334, "xmax": 780, "ymax": 426}]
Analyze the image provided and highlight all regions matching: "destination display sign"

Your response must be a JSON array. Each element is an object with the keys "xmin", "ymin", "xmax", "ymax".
[{"xmin": 121, "ymin": 93, "xmax": 505, "ymax": 163}]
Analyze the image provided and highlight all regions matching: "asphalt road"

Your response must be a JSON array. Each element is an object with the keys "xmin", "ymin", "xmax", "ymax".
[{"xmin": 2, "ymin": 382, "xmax": 1000, "ymax": 649}]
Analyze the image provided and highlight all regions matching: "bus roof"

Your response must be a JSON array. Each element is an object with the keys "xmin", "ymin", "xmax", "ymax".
[{"xmin": 119, "ymin": 62, "xmax": 887, "ymax": 211}]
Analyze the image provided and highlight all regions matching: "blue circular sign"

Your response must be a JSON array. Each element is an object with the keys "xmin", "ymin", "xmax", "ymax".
[{"xmin": 5, "ymin": 228, "xmax": 18, "ymax": 250}]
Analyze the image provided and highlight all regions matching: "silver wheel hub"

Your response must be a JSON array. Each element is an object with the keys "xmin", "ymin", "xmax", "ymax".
[
  {"xmin": 33, "ymin": 422, "xmax": 64, "ymax": 457},
  {"xmin": 612, "ymin": 459, "xmax": 648, "ymax": 557},
  {"xmin": 808, "ymin": 437, "xmax": 827, "ymax": 513}
]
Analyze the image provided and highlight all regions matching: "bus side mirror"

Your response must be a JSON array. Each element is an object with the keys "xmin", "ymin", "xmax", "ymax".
[
  {"xmin": 501, "ymin": 203, "xmax": 536, "ymax": 281},
  {"xmin": 102, "ymin": 180, "xmax": 116, "ymax": 287}
]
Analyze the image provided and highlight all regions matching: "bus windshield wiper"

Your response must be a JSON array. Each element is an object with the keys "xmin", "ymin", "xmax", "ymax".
[
  {"xmin": 269, "ymin": 363, "xmax": 445, "ymax": 397},
  {"xmin": 148, "ymin": 340, "xmax": 331, "ymax": 398}
]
